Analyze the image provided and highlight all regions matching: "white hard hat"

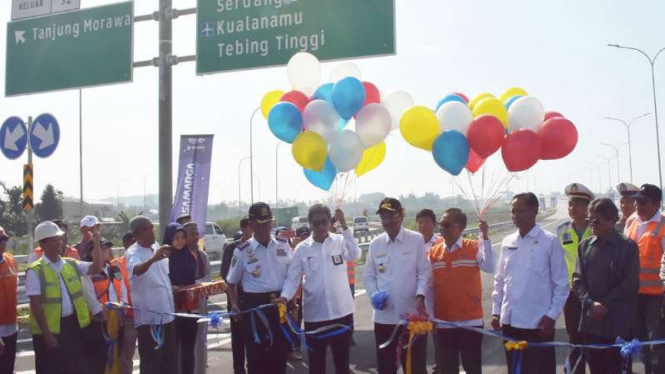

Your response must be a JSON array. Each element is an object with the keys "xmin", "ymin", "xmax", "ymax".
[
  {"xmin": 35, "ymin": 221, "xmax": 65, "ymax": 242},
  {"xmin": 80, "ymin": 215, "xmax": 99, "ymax": 228}
]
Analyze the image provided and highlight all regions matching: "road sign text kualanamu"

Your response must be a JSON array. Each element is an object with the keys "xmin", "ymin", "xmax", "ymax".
[
  {"xmin": 30, "ymin": 14, "xmax": 131, "ymax": 42},
  {"xmin": 212, "ymin": 1, "xmax": 324, "ymax": 57}
]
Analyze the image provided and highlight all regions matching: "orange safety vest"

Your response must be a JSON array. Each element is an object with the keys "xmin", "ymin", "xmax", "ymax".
[
  {"xmin": 429, "ymin": 239, "xmax": 483, "ymax": 322},
  {"xmin": 627, "ymin": 216, "xmax": 665, "ymax": 295},
  {"xmin": 0, "ymin": 253, "xmax": 18, "ymax": 325},
  {"xmin": 92, "ymin": 265, "xmax": 123, "ymax": 305},
  {"xmin": 112, "ymin": 257, "xmax": 133, "ymax": 318},
  {"xmin": 347, "ymin": 261, "xmax": 355, "ymax": 286},
  {"xmin": 33, "ymin": 246, "xmax": 80, "ymax": 261}
]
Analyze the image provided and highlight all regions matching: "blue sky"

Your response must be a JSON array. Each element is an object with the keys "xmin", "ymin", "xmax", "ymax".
[{"xmin": 0, "ymin": 0, "xmax": 664, "ymax": 207}]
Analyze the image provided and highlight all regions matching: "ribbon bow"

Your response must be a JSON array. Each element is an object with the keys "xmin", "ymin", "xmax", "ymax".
[
  {"xmin": 278, "ymin": 303, "xmax": 287, "ymax": 325},
  {"xmin": 505, "ymin": 340, "xmax": 528, "ymax": 351}
]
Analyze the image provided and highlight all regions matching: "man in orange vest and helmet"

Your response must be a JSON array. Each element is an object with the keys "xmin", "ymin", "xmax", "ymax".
[
  {"xmin": 624, "ymin": 184, "xmax": 665, "ymax": 374},
  {"xmin": 0, "ymin": 226, "xmax": 18, "ymax": 374}
]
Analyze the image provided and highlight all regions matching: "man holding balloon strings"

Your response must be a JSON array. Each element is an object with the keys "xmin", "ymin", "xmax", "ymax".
[{"xmin": 364, "ymin": 198, "xmax": 431, "ymax": 374}]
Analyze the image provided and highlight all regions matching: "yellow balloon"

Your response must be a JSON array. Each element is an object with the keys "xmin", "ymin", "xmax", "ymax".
[
  {"xmin": 261, "ymin": 90, "xmax": 285, "ymax": 119},
  {"xmin": 356, "ymin": 142, "xmax": 386, "ymax": 177},
  {"xmin": 468, "ymin": 93, "xmax": 495, "ymax": 111},
  {"xmin": 472, "ymin": 97, "xmax": 508, "ymax": 126},
  {"xmin": 399, "ymin": 106, "xmax": 439, "ymax": 151},
  {"xmin": 498, "ymin": 87, "xmax": 529, "ymax": 103},
  {"xmin": 292, "ymin": 131, "xmax": 327, "ymax": 171}
]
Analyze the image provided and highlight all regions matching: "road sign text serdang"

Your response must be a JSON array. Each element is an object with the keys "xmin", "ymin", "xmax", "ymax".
[
  {"xmin": 6, "ymin": 1, "xmax": 134, "ymax": 96},
  {"xmin": 196, "ymin": 0, "xmax": 395, "ymax": 75}
]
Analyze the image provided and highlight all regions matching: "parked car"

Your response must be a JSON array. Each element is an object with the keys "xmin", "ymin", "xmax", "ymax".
[
  {"xmin": 353, "ymin": 216, "xmax": 369, "ymax": 232},
  {"xmin": 204, "ymin": 222, "xmax": 227, "ymax": 261},
  {"xmin": 291, "ymin": 216, "xmax": 309, "ymax": 231}
]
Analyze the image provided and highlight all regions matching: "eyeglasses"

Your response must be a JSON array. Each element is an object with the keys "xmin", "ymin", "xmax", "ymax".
[
  {"xmin": 586, "ymin": 218, "xmax": 602, "ymax": 226},
  {"xmin": 311, "ymin": 219, "xmax": 329, "ymax": 228},
  {"xmin": 439, "ymin": 222, "xmax": 460, "ymax": 229}
]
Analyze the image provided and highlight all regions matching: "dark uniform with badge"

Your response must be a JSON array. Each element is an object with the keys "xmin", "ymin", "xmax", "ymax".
[{"xmin": 226, "ymin": 203, "xmax": 292, "ymax": 374}]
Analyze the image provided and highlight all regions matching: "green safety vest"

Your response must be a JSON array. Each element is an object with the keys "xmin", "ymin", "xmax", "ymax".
[
  {"xmin": 557, "ymin": 221, "xmax": 591, "ymax": 288},
  {"xmin": 28, "ymin": 257, "xmax": 91, "ymax": 335}
]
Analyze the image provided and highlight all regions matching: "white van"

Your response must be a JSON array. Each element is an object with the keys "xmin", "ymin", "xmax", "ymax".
[
  {"xmin": 353, "ymin": 217, "xmax": 369, "ymax": 232},
  {"xmin": 291, "ymin": 216, "xmax": 309, "ymax": 231},
  {"xmin": 204, "ymin": 222, "xmax": 227, "ymax": 261}
]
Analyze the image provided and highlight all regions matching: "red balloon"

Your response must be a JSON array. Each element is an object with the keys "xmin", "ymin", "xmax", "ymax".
[
  {"xmin": 363, "ymin": 82, "xmax": 381, "ymax": 106},
  {"xmin": 538, "ymin": 117, "xmax": 578, "ymax": 160},
  {"xmin": 501, "ymin": 129, "xmax": 540, "ymax": 172},
  {"xmin": 466, "ymin": 149, "xmax": 486, "ymax": 174},
  {"xmin": 544, "ymin": 111, "xmax": 564, "ymax": 121},
  {"xmin": 453, "ymin": 92, "xmax": 469, "ymax": 104},
  {"xmin": 281, "ymin": 90, "xmax": 309, "ymax": 112},
  {"xmin": 467, "ymin": 115, "xmax": 506, "ymax": 159}
]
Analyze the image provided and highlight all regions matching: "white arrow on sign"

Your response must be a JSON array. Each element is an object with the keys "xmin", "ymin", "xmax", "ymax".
[
  {"xmin": 32, "ymin": 121, "xmax": 54, "ymax": 150},
  {"xmin": 4, "ymin": 125, "xmax": 25, "ymax": 151},
  {"xmin": 14, "ymin": 30, "xmax": 25, "ymax": 44}
]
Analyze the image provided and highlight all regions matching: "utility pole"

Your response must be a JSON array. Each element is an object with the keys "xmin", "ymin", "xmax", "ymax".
[
  {"xmin": 79, "ymin": 89, "xmax": 84, "ymax": 218},
  {"xmin": 158, "ymin": 0, "xmax": 173, "ymax": 240}
]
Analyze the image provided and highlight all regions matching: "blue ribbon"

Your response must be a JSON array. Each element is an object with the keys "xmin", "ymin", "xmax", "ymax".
[
  {"xmin": 207, "ymin": 312, "xmax": 222, "ymax": 329},
  {"xmin": 371, "ymin": 291, "xmax": 388, "ymax": 310},
  {"xmin": 149, "ymin": 321, "xmax": 164, "ymax": 350},
  {"xmin": 511, "ymin": 350, "xmax": 523, "ymax": 374}
]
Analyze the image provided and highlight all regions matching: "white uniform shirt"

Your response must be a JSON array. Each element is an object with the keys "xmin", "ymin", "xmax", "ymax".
[
  {"xmin": 281, "ymin": 229, "xmax": 361, "ymax": 322},
  {"xmin": 227, "ymin": 236, "xmax": 292, "ymax": 292},
  {"xmin": 125, "ymin": 243, "xmax": 175, "ymax": 327},
  {"xmin": 25, "ymin": 256, "xmax": 93, "ymax": 317},
  {"xmin": 0, "ymin": 254, "xmax": 18, "ymax": 337},
  {"xmin": 492, "ymin": 225, "xmax": 569, "ymax": 329},
  {"xmin": 432, "ymin": 237, "xmax": 494, "ymax": 328},
  {"xmin": 364, "ymin": 228, "xmax": 431, "ymax": 325}
]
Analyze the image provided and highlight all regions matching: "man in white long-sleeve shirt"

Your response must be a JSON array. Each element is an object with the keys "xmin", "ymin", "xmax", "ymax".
[
  {"xmin": 278, "ymin": 205, "xmax": 360, "ymax": 374},
  {"xmin": 364, "ymin": 198, "xmax": 431, "ymax": 374},
  {"xmin": 492, "ymin": 192, "xmax": 569, "ymax": 374}
]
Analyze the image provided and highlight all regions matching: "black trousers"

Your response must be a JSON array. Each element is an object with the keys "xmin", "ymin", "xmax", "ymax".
[
  {"xmin": 228, "ymin": 300, "xmax": 247, "ymax": 374},
  {"xmin": 435, "ymin": 327, "xmax": 483, "ymax": 374},
  {"xmin": 564, "ymin": 293, "xmax": 586, "ymax": 374},
  {"xmin": 243, "ymin": 292, "xmax": 288, "ymax": 374},
  {"xmin": 0, "ymin": 332, "xmax": 17, "ymax": 374},
  {"xmin": 634, "ymin": 294, "xmax": 665, "ymax": 374},
  {"xmin": 502, "ymin": 325, "xmax": 555, "ymax": 374},
  {"xmin": 582, "ymin": 334, "xmax": 627, "ymax": 374},
  {"xmin": 83, "ymin": 319, "xmax": 109, "ymax": 374},
  {"xmin": 175, "ymin": 317, "xmax": 198, "ymax": 374},
  {"xmin": 374, "ymin": 322, "xmax": 428, "ymax": 374},
  {"xmin": 33, "ymin": 316, "xmax": 85, "ymax": 374},
  {"xmin": 136, "ymin": 321, "xmax": 177, "ymax": 374},
  {"xmin": 304, "ymin": 314, "xmax": 353, "ymax": 374}
]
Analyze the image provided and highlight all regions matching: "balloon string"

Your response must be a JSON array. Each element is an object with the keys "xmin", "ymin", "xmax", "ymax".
[{"xmin": 466, "ymin": 171, "xmax": 482, "ymax": 216}]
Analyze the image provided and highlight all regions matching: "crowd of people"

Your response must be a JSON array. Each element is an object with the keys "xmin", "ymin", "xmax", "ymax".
[{"xmin": 0, "ymin": 180, "xmax": 663, "ymax": 374}]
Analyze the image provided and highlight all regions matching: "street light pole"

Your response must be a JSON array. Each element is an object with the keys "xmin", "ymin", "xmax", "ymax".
[
  {"xmin": 249, "ymin": 107, "xmax": 260, "ymax": 205},
  {"xmin": 597, "ymin": 155, "xmax": 613, "ymax": 188},
  {"xmin": 275, "ymin": 142, "xmax": 282, "ymax": 210},
  {"xmin": 604, "ymin": 113, "xmax": 650, "ymax": 184},
  {"xmin": 252, "ymin": 175, "xmax": 261, "ymax": 202},
  {"xmin": 600, "ymin": 142, "xmax": 628, "ymax": 183},
  {"xmin": 237, "ymin": 156, "xmax": 252, "ymax": 216},
  {"xmin": 608, "ymin": 43, "xmax": 665, "ymax": 191}
]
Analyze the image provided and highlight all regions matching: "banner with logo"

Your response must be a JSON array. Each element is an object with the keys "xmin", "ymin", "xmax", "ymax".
[{"xmin": 171, "ymin": 135, "xmax": 214, "ymax": 233}]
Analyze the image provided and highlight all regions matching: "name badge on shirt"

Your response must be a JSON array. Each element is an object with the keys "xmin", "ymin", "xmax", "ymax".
[
  {"xmin": 332, "ymin": 255, "xmax": 343, "ymax": 266},
  {"xmin": 508, "ymin": 247, "xmax": 518, "ymax": 251},
  {"xmin": 248, "ymin": 257, "xmax": 258, "ymax": 264},
  {"xmin": 377, "ymin": 253, "xmax": 387, "ymax": 258},
  {"xmin": 276, "ymin": 249, "xmax": 287, "ymax": 257}
]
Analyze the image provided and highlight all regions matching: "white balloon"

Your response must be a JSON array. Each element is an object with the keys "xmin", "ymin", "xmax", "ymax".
[
  {"xmin": 287, "ymin": 52, "xmax": 321, "ymax": 97},
  {"xmin": 329, "ymin": 62, "xmax": 362, "ymax": 83},
  {"xmin": 508, "ymin": 96, "xmax": 545, "ymax": 131},
  {"xmin": 382, "ymin": 91, "xmax": 414, "ymax": 131},
  {"xmin": 303, "ymin": 100, "xmax": 340, "ymax": 143},
  {"xmin": 329, "ymin": 130, "xmax": 364, "ymax": 172},
  {"xmin": 355, "ymin": 104, "xmax": 392, "ymax": 148},
  {"xmin": 436, "ymin": 101, "xmax": 473, "ymax": 135}
]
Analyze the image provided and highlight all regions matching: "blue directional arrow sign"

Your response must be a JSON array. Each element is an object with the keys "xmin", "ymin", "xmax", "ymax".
[
  {"xmin": 0, "ymin": 117, "xmax": 28, "ymax": 160},
  {"xmin": 29, "ymin": 114, "xmax": 60, "ymax": 159}
]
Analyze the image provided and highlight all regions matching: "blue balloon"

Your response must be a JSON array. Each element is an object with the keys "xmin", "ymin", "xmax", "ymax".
[
  {"xmin": 312, "ymin": 83, "xmax": 334, "ymax": 103},
  {"xmin": 331, "ymin": 77, "xmax": 366, "ymax": 120},
  {"xmin": 304, "ymin": 158, "xmax": 337, "ymax": 191},
  {"xmin": 504, "ymin": 95, "xmax": 523, "ymax": 109},
  {"xmin": 268, "ymin": 102, "xmax": 302, "ymax": 143},
  {"xmin": 432, "ymin": 130, "xmax": 470, "ymax": 176},
  {"xmin": 435, "ymin": 94, "xmax": 467, "ymax": 111}
]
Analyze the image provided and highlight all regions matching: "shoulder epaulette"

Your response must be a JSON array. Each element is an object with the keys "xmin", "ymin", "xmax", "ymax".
[{"xmin": 237, "ymin": 240, "xmax": 250, "ymax": 251}]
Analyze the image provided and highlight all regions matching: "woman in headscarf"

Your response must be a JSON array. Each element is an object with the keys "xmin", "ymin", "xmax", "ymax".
[{"xmin": 164, "ymin": 223, "xmax": 198, "ymax": 374}]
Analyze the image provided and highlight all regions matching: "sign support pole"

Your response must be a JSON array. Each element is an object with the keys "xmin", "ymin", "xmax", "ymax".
[
  {"xmin": 26, "ymin": 116, "xmax": 33, "ymax": 255},
  {"xmin": 158, "ymin": 0, "xmax": 173, "ymax": 240}
]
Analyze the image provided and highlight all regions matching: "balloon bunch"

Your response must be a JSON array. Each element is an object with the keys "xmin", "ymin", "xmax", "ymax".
[
  {"xmin": 261, "ymin": 52, "xmax": 408, "ymax": 203},
  {"xmin": 399, "ymin": 87, "xmax": 579, "ymax": 175}
]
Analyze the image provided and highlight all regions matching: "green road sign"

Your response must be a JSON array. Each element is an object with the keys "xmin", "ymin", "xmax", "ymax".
[
  {"xmin": 6, "ymin": 1, "xmax": 134, "ymax": 97},
  {"xmin": 196, "ymin": 0, "xmax": 395, "ymax": 75}
]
